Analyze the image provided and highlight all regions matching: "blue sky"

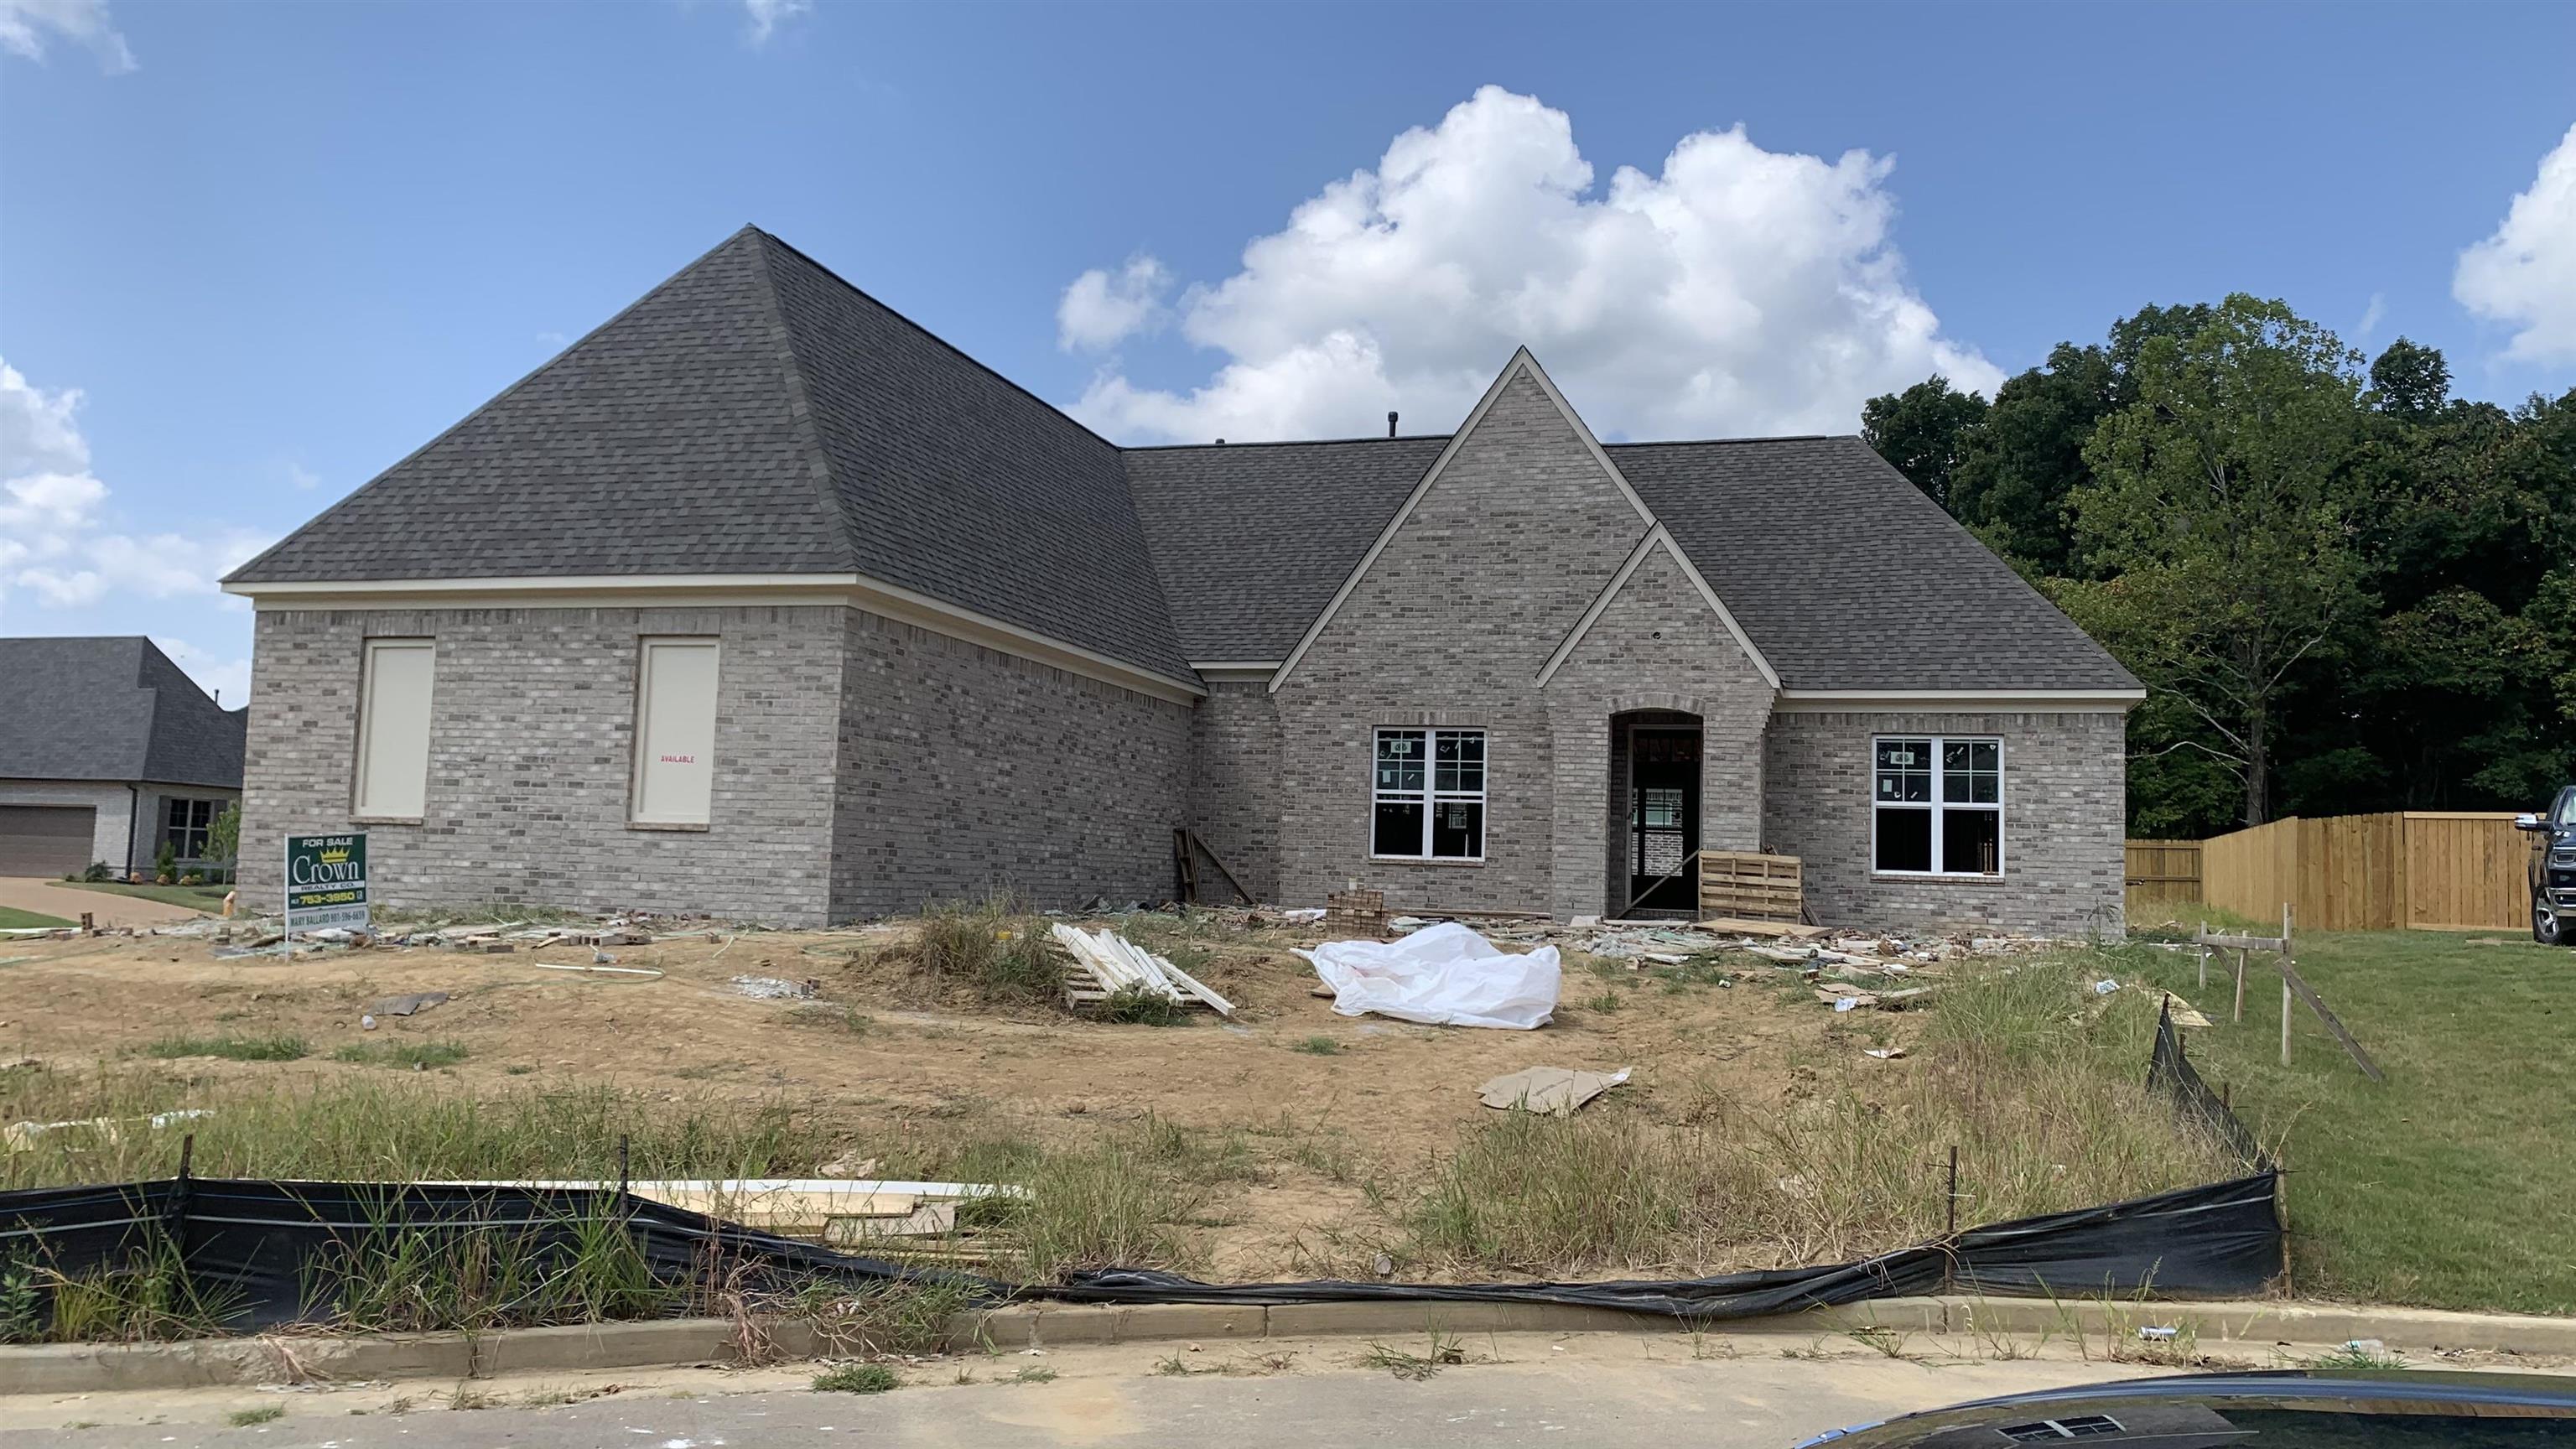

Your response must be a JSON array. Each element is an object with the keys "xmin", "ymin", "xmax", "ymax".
[{"xmin": 4, "ymin": 0, "xmax": 2573, "ymax": 703}]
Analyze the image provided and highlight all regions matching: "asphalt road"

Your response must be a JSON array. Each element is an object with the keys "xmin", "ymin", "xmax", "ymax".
[{"xmin": 15, "ymin": 1336, "xmax": 2164, "ymax": 1449}]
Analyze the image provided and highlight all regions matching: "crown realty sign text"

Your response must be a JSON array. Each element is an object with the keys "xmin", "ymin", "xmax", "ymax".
[{"xmin": 286, "ymin": 833, "xmax": 371, "ymax": 933}]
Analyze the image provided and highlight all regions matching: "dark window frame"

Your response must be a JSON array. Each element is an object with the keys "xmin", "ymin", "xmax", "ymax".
[{"xmin": 161, "ymin": 797, "xmax": 221, "ymax": 861}]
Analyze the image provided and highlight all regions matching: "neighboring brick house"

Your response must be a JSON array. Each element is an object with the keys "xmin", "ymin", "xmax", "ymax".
[
  {"xmin": 0, "ymin": 636, "xmax": 247, "ymax": 879},
  {"xmin": 222, "ymin": 227, "xmax": 2141, "ymax": 934}
]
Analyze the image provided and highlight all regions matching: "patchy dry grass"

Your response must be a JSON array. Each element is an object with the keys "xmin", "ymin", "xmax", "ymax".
[
  {"xmin": 330, "ymin": 1039, "xmax": 470, "ymax": 1070},
  {"xmin": 141, "ymin": 1034, "xmax": 309, "ymax": 1063},
  {"xmin": 2, "ymin": 912, "xmax": 2272, "ymax": 1331},
  {"xmin": 0, "ymin": 1069, "xmax": 840, "ymax": 1189},
  {"xmin": 1394, "ymin": 955, "xmax": 2237, "ymax": 1277}
]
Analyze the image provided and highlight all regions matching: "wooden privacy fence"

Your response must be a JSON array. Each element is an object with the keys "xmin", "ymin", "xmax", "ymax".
[
  {"xmin": 2194, "ymin": 812, "xmax": 2530, "ymax": 932},
  {"xmin": 2124, "ymin": 839, "xmax": 2205, "ymax": 917}
]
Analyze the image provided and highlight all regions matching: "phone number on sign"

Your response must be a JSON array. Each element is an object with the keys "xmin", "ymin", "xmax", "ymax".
[{"xmin": 289, "ymin": 889, "xmax": 366, "ymax": 907}]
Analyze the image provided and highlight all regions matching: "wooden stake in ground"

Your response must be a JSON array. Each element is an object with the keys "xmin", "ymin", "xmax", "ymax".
[
  {"xmin": 2233, "ymin": 949, "xmax": 2246, "ymax": 1024},
  {"xmin": 2282, "ymin": 903, "xmax": 2295, "ymax": 1068}
]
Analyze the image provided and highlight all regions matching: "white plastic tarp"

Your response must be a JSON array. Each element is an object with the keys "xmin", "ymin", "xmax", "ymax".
[{"xmin": 1295, "ymin": 922, "xmax": 1561, "ymax": 1030}]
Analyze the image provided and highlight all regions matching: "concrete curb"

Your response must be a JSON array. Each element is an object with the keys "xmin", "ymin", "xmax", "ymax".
[{"xmin": 4, "ymin": 1296, "xmax": 2569, "ymax": 1397}]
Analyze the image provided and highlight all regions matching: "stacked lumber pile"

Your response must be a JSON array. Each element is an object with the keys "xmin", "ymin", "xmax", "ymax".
[{"xmin": 1051, "ymin": 923, "xmax": 1236, "ymax": 1017}]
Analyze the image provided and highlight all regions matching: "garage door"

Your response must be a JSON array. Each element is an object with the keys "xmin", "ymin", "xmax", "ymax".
[{"xmin": 0, "ymin": 806, "xmax": 97, "ymax": 876}]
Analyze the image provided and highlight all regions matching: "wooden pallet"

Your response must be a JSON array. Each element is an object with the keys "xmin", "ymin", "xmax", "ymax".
[{"xmin": 1699, "ymin": 849, "xmax": 1804, "ymax": 924}]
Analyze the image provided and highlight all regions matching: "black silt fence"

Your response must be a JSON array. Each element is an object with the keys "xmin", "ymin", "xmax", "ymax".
[{"xmin": 2148, "ymin": 998, "xmax": 2272, "ymax": 1171}]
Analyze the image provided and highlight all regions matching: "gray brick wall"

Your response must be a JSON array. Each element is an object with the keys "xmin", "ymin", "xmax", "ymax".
[
  {"xmin": 1187, "ymin": 681, "xmax": 1280, "ymax": 903},
  {"xmin": 829, "ymin": 608, "xmax": 1190, "ymax": 917},
  {"xmin": 1540, "ymin": 545, "xmax": 1777, "ymax": 918},
  {"xmin": 240, "ymin": 605, "xmax": 844, "ymax": 925},
  {"xmin": 1272, "ymin": 369, "xmax": 1779, "ymax": 917},
  {"xmin": 1762, "ymin": 710, "xmax": 2128, "ymax": 937}
]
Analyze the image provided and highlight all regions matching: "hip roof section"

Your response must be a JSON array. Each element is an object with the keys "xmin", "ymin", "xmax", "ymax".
[
  {"xmin": 0, "ymin": 636, "xmax": 247, "ymax": 789},
  {"xmin": 226, "ymin": 227, "xmax": 1194, "ymax": 685}
]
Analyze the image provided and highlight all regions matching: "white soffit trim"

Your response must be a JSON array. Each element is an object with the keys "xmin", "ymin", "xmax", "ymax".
[
  {"xmin": 1773, "ymin": 688, "xmax": 2145, "ymax": 714},
  {"xmin": 223, "ymin": 573, "xmax": 1207, "ymax": 704},
  {"xmin": 1270, "ymin": 348, "xmax": 1657, "ymax": 693},
  {"xmin": 1532, "ymin": 525, "xmax": 1784, "ymax": 691}
]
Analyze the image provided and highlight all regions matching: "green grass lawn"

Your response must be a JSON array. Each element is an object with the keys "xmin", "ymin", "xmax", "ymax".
[
  {"xmin": 57, "ymin": 880, "xmax": 231, "ymax": 911},
  {"xmin": 2119, "ymin": 925, "xmax": 2574, "ymax": 1316},
  {"xmin": 0, "ymin": 906, "xmax": 75, "ymax": 930}
]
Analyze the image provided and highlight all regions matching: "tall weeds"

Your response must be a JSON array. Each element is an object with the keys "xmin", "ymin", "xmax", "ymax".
[
  {"xmin": 904, "ymin": 896, "xmax": 1062, "ymax": 1006},
  {"xmin": 1401, "ymin": 955, "xmax": 2239, "ymax": 1277},
  {"xmin": 304, "ymin": 1195, "xmax": 673, "ymax": 1332},
  {"xmin": 0, "ymin": 1069, "xmax": 839, "ymax": 1191}
]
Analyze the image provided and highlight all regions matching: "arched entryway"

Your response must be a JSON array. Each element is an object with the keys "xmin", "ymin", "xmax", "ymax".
[{"xmin": 1608, "ymin": 707, "xmax": 1703, "ymax": 917}]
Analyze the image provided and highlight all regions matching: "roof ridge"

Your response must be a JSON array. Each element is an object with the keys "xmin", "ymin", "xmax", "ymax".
[
  {"xmin": 1121, "ymin": 434, "xmax": 1455, "ymax": 452},
  {"xmin": 745, "ymin": 232, "xmax": 866, "ymax": 574},
  {"xmin": 745, "ymin": 226, "xmax": 1124, "ymax": 458},
  {"xmin": 222, "ymin": 228, "xmax": 784, "ymax": 587},
  {"xmin": 1607, "ymin": 434, "xmax": 1844, "ymax": 448}
]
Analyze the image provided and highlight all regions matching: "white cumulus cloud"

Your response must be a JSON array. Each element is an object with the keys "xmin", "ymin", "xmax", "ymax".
[
  {"xmin": 0, "ymin": 0, "xmax": 136, "ymax": 73},
  {"xmin": 2455, "ymin": 122, "xmax": 2576, "ymax": 365},
  {"xmin": 740, "ymin": 0, "xmax": 809, "ymax": 45},
  {"xmin": 1057, "ymin": 256, "xmax": 1173, "ymax": 352},
  {"xmin": 1063, "ymin": 86, "xmax": 2000, "ymax": 444},
  {"xmin": 0, "ymin": 358, "xmax": 272, "ymax": 679}
]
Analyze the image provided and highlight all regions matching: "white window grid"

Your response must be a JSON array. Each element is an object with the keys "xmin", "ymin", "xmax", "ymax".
[
  {"xmin": 1371, "ymin": 728, "xmax": 1487, "ymax": 861},
  {"xmin": 1871, "ymin": 735, "xmax": 2004, "ymax": 876}
]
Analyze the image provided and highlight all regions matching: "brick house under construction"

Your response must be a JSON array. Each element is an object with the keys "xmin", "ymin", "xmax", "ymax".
[{"xmin": 224, "ymin": 226, "xmax": 2142, "ymax": 934}]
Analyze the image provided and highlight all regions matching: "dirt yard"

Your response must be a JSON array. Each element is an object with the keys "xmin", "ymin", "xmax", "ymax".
[
  {"xmin": 1, "ymin": 911, "xmax": 2224, "ymax": 1285},
  {"xmin": 3, "ymin": 917, "xmax": 1824, "ymax": 1156}
]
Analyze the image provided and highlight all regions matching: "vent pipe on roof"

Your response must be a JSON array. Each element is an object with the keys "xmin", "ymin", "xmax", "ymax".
[{"xmin": 1387, "ymin": 410, "xmax": 1398, "ymax": 438}]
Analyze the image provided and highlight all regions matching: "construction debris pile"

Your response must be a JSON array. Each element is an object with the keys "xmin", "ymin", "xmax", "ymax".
[{"xmin": 1051, "ymin": 923, "xmax": 1236, "ymax": 1017}]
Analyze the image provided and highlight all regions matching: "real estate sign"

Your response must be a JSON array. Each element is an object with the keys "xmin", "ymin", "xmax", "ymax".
[{"xmin": 284, "ymin": 832, "xmax": 370, "ymax": 933}]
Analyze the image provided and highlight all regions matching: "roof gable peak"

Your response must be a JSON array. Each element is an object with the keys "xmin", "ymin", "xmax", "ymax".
[{"xmin": 1265, "ymin": 348, "xmax": 1661, "ymax": 690}]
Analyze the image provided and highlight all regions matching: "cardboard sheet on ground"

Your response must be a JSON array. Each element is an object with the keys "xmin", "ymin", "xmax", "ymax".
[
  {"xmin": 1295, "ymin": 922, "xmax": 1560, "ymax": 1030},
  {"xmin": 1478, "ymin": 1065, "xmax": 1629, "ymax": 1114}
]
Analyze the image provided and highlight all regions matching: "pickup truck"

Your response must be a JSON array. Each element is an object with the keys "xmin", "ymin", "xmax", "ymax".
[{"xmin": 2517, "ymin": 784, "xmax": 2576, "ymax": 946}]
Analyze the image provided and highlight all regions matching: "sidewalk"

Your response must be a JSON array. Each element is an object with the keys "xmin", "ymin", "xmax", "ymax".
[{"xmin": 0, "ymin": 879, "xmax": 208, "ymax": 929}]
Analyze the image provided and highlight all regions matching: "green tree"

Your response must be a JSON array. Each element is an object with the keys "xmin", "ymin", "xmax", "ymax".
[
  {"xmin": 2061, "ymin": 295, "xmax": 2368, "ymax": 828},
  {"xmin": 209, "ymin": 802, "xmax": 241, "ymax": 865},
  {"xmin": 1861, "ymin": 375, "xmax": 1988, "ymax": 509},
  {"xmin": 1945, "ymin": 304, "xmax": 2216, "ymax": 579},
  {"xmin": 2366, "ymin": 337, "xmax": 2450, "ymax": 423}
]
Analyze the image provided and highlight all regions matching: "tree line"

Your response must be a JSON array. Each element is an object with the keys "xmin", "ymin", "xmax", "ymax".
[{"xmin": 1862, "ymin": 295, "xmax": 2576, "ymax": 837}]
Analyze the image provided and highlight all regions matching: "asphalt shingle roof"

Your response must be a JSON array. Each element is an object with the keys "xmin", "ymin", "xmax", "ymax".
[
  {"xmin": 1616, "ymin": 437, "xmax": 2139, "ymax": 692},
  {"xmin": 1119, "ymin": 434, "xmax": 2135, "ymax": 692},
  {"xmin": 231, "ymin": 226, "xmax": 2126, "ymax": 695},
  {"xmin": 227, "ymin": 227, "xmax": 1192, "ymax": 685},
  {"xmin": 0, "ymin": 636, "xmax": 247, "ymax": 788},
  {"xmin": 1122, "ymin": 437, "xmax": 1449, "ymax": 662}
]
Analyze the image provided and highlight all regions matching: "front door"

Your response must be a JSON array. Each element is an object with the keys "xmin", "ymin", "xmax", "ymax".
[{"xmin": 1628, "ymin": 730, "xmax": 1701, "ymax": 912}]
